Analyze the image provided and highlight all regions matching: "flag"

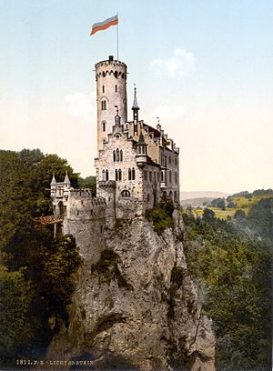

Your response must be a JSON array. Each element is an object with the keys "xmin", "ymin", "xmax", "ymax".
[{"xmin": 90, "ymin": 15, "xmax": 118, "ymax": 36}]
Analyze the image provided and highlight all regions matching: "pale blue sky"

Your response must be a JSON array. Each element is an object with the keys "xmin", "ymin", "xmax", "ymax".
[{"xmin": 1, "ymin": 0, "xmax": 273, "ymax": 193}]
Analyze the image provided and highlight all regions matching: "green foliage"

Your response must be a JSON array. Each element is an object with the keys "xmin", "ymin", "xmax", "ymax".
[
  {"xmin": 78, "ymin": 175, "xmax": 96, "ymax": 195},
  {"xmin": 234, "ymin": 208, "xmax": 246, "ymax": 220},
  {"xmin": 202, "ymin": 208, "xmax": 215, "ymax": 221},
  {"xmin": 0, "ymin": 266, "xmax": 32, "ymax": 361},
  {"xmin": 183, "ymin": 210, "xmax": 272, "ymax": 369},
  {"xmin": 0, "ymin": 149, "xmax": 81, "ymax": 364},
  {"xmin": 146, "ymin": 200, "xmax": 174, "ymax": 233},
  {"xmin": 210, "ymin": 197, "xmax": 225, "ymax": 209}
]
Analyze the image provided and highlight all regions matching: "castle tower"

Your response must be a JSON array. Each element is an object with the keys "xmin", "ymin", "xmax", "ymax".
[{"xmin": 95, "ymin": 55, "xmax": 127, "ymax": 151}]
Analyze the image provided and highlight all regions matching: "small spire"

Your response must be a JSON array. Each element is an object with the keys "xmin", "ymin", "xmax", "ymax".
[
  {"xmin": 138, "ymin": 130, "xmax": 145, "ymax": 144},
  {"xmin": 64, "ymin": 171, "xmax": 70, "ymax": 185},
  {"xmin": 51, "ymin": 173, "xmax": 56, "ymax": 185},
  {"xmin": 132, "ymin": 85, "xmax": 140, "ymax": 121}
]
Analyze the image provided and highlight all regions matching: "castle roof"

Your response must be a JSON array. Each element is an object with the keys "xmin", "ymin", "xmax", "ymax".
[
  {"xmin": 51, "ymin": 174, "xmax": 57, "ymax": 185},
  {"xmin": 64, "ymin": 172, "xmax": 71, "ymax": 185},
  {"xmin": 138, "ymin": 131, "xmax": 145, "ymax": 144}
]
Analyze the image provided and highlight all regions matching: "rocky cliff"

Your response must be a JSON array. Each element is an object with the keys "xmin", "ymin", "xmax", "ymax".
[{"xmin": 47, "ymin": 211, "xmax": 215, "ymax": 370}]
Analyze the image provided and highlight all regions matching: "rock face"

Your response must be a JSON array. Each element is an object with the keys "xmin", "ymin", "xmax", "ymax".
[{"xmin": 47, "ymin": 212, "xmax": 215, "ymax": 370}]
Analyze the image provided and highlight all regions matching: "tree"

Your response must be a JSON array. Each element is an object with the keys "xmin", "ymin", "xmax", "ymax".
[
  {"xmin": 0, "ymin": 267, "xmax": 32, "ymax": 362},
  {"xmin": 183, "ymin": 210, "xmax": 272, "ymax": 369},
  {"xmin": 234, "ymin": 209, "xmax": 246, "ymax": 220},
  {"xmin": 211, "ymin": 198, "xmax": 225, "ymax": 209},
  {"xmin": 203, "ymin": 208, "xmax": 215, "ymax": 221},
  {"xmin": 0, "ymin": 150, "xmax": 82, "ymax": 364},
  {"xmin": 78, "ymin": 175, "xmax": 96, "ymax": 195}
]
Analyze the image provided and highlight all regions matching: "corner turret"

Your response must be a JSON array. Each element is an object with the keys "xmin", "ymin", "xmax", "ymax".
[{"xmin": 136, "ymin": 131, "xmax": 148, "ymax": 167}]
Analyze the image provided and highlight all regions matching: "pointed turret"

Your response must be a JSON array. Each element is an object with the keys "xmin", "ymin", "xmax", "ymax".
[
  {"xmin": 51, "ymin": 174, "xmax": 57, "ymax": 185},
  {"xmin": 64, "ymin": 171, "xmax": 71, "ymax": 185},
  {"xmin": 132, "ymin": 86, "xmax": 140, "ymax": 122},
  {"xmin": 138, "ymin": 131, "xmax": 145, "ymax": 144},
  {"xmin": 136, "ymin": 130, "xmax": 148, "ymax": 167}
]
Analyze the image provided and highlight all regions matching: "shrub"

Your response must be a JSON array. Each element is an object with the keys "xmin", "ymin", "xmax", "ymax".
[{"xmin": 146, "ymin": 200, "xmax": 174, "ymax": 234}]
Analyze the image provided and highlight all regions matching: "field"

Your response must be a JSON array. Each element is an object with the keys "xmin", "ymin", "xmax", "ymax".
[{"xmin": 189, "ymin": 191, "xmax": 273, "ymax": 220}]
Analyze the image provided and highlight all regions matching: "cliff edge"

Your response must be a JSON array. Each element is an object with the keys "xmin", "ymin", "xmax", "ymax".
[{"xmin": 47, "ymin": 211, "xmax": 215, "ymax": 370}]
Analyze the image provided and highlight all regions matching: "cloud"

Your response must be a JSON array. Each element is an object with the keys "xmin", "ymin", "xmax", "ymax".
[
  {"xmin": 65, "ymin": 92, "xmax": 96, "ymax": 122},
  {"xmin": 151, "ymin": 48, "xmax": 196, "ymax": 78}
]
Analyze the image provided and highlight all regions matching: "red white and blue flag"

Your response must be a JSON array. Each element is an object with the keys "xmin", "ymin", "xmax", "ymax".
[{"xmin": 90, "ymin": 15, "xmax": 118, "ymax": 36}]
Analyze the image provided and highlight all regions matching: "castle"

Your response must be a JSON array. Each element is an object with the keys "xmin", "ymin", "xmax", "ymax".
[{"xmin": 50, "ymin": 56, "xmax": 180, "ymax": 234}]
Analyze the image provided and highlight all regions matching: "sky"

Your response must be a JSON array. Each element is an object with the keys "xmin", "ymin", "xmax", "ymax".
[{"xmin": 0, "ymin": 0, "xmax": 273, "ymax": 193}]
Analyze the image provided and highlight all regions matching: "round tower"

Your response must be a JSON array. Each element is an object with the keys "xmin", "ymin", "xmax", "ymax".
[{"xmin": 95, "ymin": 55, "xmax": 127, "ymax": 151}]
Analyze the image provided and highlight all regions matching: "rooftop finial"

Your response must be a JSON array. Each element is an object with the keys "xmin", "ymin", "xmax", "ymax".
[
  {"xmin": 132, "ymin": 85, "xmax": 140, "ymax": 121},
  {"xmin": 156, "ymin": 117, "xmax": 161, "ymax": 131}
]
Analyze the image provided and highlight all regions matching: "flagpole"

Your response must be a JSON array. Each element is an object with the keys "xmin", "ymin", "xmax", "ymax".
[{"xmin": 116, "ymin": 12, "xmax": 119, "ymax": 60}]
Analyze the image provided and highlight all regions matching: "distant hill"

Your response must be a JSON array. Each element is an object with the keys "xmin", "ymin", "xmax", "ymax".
[
  {"xmin": 181, "ymin": 197, "xmax": 214, "ymax": 208},
  {"xmin": 181, "ymin": 191, "xmax": 229, "ymax": 200}
]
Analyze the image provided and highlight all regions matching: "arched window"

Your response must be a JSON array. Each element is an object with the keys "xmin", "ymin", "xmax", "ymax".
[
  {"xmin": 120, "ymin": 149, "xmax": 123, "ymax": 161},
  {"xmin": 102, "ymin": 85, "xmax": 105, "ymax": 93},
  {"xmin": 115, "ymin": 169, "xmax": 118, "ymax": 181},
  {"xmin": 174, "ymin": 191, "xmax": 177, "ymax": 201},
  {"xmin": 102, "ymin": 121, "xmax": 106, "ymax": 132},
  {"xmin": 128, "ymin": 168, "xmax": 131, "ymax": 180},
  {"xmin": 106, "ymin": 169, "xmax": 109, "ymax": 181},
  {"xmin": 169, "ymin": 171, "xmax": 172, "ymax": 183},
  {"xmin": 121, "ymin": 190, "xmax": 130, "ymax": 198},
  {"xmin": 169, "ymin": 191, "xmax": 173, "ymax": 200},
  {"xmin": 116, "ymin": 148, "xmax": 119, "ymax": 161},
  {"xmin": 161, "ymin": 171, "xmax": 164, "ymax": 181},
  {"xmin": 132, "ymin": 168, "xmax": 135, "ymax": 180},
  {"xmin": 113, "ymin": 150, "xmax": 116, "ymax": 162},
  {"xmin": 147, "ymin": 193, "xmax": 150, "ymax": 202},
  {"xmin": 101, "ymin": 100, "xmax": 107, "ymax": 110},
  {"xmin": 175, "ymin": 172, "xmax": 178, "ymax": 184},
  {"xmin": 118, "ymin": 169, "xmax": 122, "ymax": 181},
  {"xmin": 102, "ymin": 169, "xmax": 105, "ymax": 181},
  {"xmin": 115, "ymin": 85, "xmax": 118, "ymax": 92}
]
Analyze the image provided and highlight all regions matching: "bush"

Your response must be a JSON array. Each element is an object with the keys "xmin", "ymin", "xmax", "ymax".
[{"xmin": 146, "ymin": 200, "xmax": 174, "ymax": 234}]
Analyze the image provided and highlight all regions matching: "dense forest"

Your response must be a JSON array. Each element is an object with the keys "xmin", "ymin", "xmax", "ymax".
[
  {"xmin": 0, "ymin": 148, "xmax": 272, "ymax": 369},
  {"xmin": 0, "ymin": 149, "xmax": 82, "ymax": 366},
  {"xmin": 183, "ymin": 193, "xmax": 273, "ymax": 370}
]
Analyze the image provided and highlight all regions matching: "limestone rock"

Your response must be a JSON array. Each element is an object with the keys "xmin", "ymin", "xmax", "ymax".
[{"xmin": 47, "ymin": 214, "xmax": 215, "ymax": 370}]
